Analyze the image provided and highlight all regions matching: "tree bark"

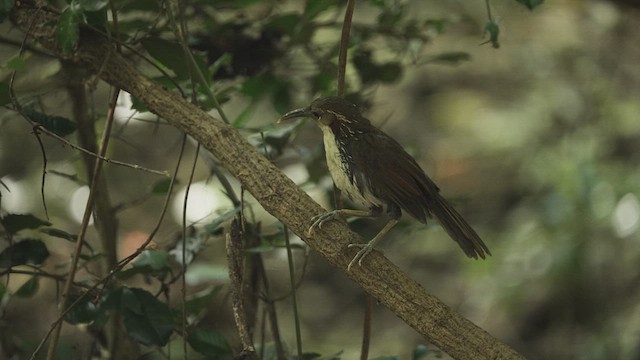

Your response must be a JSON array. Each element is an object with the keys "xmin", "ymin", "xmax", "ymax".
[{"xmin": 10, "ymin": 3, "xmax": 525, "ymax": 359}]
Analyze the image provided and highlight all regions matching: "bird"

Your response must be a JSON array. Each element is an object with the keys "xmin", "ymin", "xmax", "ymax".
[{"xmin": 279, "ymin": 96, "xmax": 490, "ymax": 271}]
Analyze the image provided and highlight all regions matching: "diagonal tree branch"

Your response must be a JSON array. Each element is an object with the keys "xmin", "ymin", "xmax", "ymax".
[{"xmin": 10, "ymin": 4, "xmax": 524, "ymax": 360}]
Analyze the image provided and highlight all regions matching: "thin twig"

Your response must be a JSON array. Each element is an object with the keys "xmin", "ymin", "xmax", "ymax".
[
  {"xmin": 337, "ymin": 0, "xmax": 356, "ymax": 97},
  {"xmin": 41, "ymin": 124, "xmax": 170, "ymax": 176},
  {"xmin": 45, "ymin": 88, "xmax": 120, "ymax": 360},
  {"xmin": 284, "ymin": 226, "xmax": 303, "ymax": 359},
  {"xmin": 360, "ymin": 295, "xmax": 373, "ymax": 360},
  {"xmin": 181, "ymin": 139, "xmax": 199, "ymax": 359},
  {"xmin": 28, "ymin": 132, "xmax": 187, "ymax": 360}
]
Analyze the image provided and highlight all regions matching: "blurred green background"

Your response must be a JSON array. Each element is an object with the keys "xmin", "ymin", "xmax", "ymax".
[{"xmin": 1, "ymin": 1, "xmax": 639, "ymax": 359}]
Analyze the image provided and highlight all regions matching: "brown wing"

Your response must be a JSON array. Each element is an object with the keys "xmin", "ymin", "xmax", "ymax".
[{"xmin": 348, "ymin": 130, "xmax": 490, "ymax": 259}]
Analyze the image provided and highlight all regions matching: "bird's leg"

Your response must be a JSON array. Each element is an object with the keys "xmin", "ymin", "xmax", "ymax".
[
  {"xmin": 308, "ymin": 207, "xmax": 381, "ymax": 236},
  {"xmin": 347, "ymin": 218, "xmax": 399, "ymax": 271}
]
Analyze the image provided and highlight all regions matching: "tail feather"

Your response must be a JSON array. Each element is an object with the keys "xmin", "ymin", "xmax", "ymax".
[{"xmin": 430, "ymin": 194, "xmax": 490, "ymax": 259}]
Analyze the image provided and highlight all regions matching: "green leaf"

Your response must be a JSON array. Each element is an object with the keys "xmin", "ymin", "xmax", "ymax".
[
  {"xmin": 0, "ymin": 0, "xmax": 14, "ymax": 22},
  {"xmin": 141, "ymin": 37, "xmax": 209, "ymax": 82},
  {"xmin": 14, "ymin": 277, "xmax": 39, "ymax": 297},
  {"xmin": 102, "ymin": 287, "xmax": 173, "ymax": 346},
  {"xmin": 78, "ymin": 0, "xmax": 108, "ymax": 11},
  {"xmin": 56, "ymin": 8, "xmax": 82, "ymax": 55},
  {"xmin": 241, "ymin": 73, "xmax": 274, "ymax": 98},
  {"xmin": 0, "ymin": 81, "xmax": 10, "ymax": 106},
  {"xmin": 427, "ymin": 51, "xmax": 471, "ymax": 65},
  {"xmin": 151, "ymin": 178, "xmax": 175, "ymax": 194},
  {"xmin": 187, "ymin": 328, "xmax": 231, "ymax": 357},
  {"xmin": 24, "ymin": 106, "xmax": 77, "ymax": 137},
  {"xmin": 0, "ymin": 239, "xmax": 50, "ymax": 267},
  {"xmin": 203, "ymin": 208, "xmax": 241, "ymax": 235},
  {"xmin": 133, "ymin": 249, "xmax": 169, "ymax": 270},
  {"xmin": 0, "ymin": 282, "xmax": 7, "ymax": 308},
  {"xmin": 412, "ymin": 344, "xmax": 442, "ymax": 359},
  {"xmin": 115, "ymin": 0, "xmax": 158, "ymax": 12},
  {"xmin": 64, "ymin": 292, "xmax": 99, "ymax": 324},
  {"xmin": 377, "ymin": 62, "xmax": 403, "ymax": 83},
  {"xmin": 482, "ymin": 20, "xmax": 500, "ymax": 49},
  {"xmin": 244, "ymin": 243, "xmax": 276, "ymax": 253},
  {"xmin": 304, "ymin": 0, "xmax": 340, "ymax": 19},
  {"xmin": 40, "ymin": 228, "xmax": 78, "ymax": 242},
  {"xmin": 515, "ymin": 0, "xmax": 544, "ymax": 10},
  {"xmin": 185, "ymin": 286, "xmax": 221, "ymax": 316},
  {"xmin": 6, "ymin": 55, "xmax": 25, "ymax": 71},
  {"xmin": 84, "ymin": 9, "xmax": 108, "ymax": 30},
  {"xmin": 117, "ymin": 250, "xmax": 171, "ymax": 280},
  {"xmin": 1, "ymin": 214, "xmax": 51, "ymax": 236},
  {"xmin": 265, "ymin": 13, "xmax": 301, "ymax": 36}
]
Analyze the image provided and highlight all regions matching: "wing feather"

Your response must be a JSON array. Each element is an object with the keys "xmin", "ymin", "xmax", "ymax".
[{"xmin": 347, "ymin": 130, "xmax": 490, "ymax": 259}]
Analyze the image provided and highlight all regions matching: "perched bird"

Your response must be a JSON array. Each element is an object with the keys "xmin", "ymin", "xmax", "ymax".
[{"xmin": 280, "ymin": 96, "xmax": 490, "ymax": 270}]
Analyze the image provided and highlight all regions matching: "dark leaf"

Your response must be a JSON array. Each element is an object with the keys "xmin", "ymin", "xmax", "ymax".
[
  {"xmin": 515, "ymin": 0, "xmax": 544, "ymax": 10},
  {"xmin": 482, "ymin": 20, "xmax": 500, "ymax": 49},
  {"xmin": 241, "ymin": 73, "xmax": 274, "ymax": 99},
  {"xmin": 24, "ymin": 106, "xmax": 77, "ymax": 137},
  {"xmin": 412, "ymin": 344, "xmax": 442, "ymax": 359},
  {"xmin": 134, "ymin": 250, "xmax": 170, "ymax": 270},
  {"xmin": 132, "ymin": 249, "xmax": 170, "ymax": 277},
  {"xmin": 203, "ymin": 208, "xmax": 241, "ymax": 235},
  {"xmin": 377, "ymin": 62, "xmax": 403, "ymax": 83},
  {"xmin": 115, "ymin": 0, "xmax": 158, "ymax": 12},
  {"xmin": 0, "ymin": 239, "xmax": 50, "ymax": 267},
  {"xmin": 41, "ymin": 228, "xmax": 78, "ymax": 241},
  {"xmin": 0, "ymin": 81, "xmax": 10, "ymax": 106},
  {"xmin": 129, "ymin": 95, "xmax": 149, "ymax": 112},
  {"xmin": 6, "ymin": 56, "xmax": 25, "ymax": 71},
  {"xmin": 188, "ymin": 328, "xmax": 231, "ymax": 357},
  {"xmin": 427, "ymin": 52, "xmax": 471, "ymax": 65},
  {"xmin": 244, "ymin": 243, "xmax": 276, "ymax": 253},
  {"xmin": 14, "ymin": 277, "xmax": 39, "ymax": 297},
  {"xmin": 304, "ymin": 0, "xmax": 340, "ymax": 19},
  {"xmin": 272, "ymin": 80, "xmax": 291, "ymax": 114},
  {"xmin": 0, "ymin": 283, "xmax": 7, "ymax": 304},
  {"xmin": 64, "ymin": 293, "xmax": 99, "ymax": 324},
  {"xmin": 84, "ymin": 9, "xmax": 108, "ymax": 30},
  {"xmin": 116, "ymin": 250, "xmax": 171, "ymax": 280},
  {"xmin": 141, "ymin": 37, "xmax": 189, "ymax": 79},
  {"xmin": 1, "ymin": 214, "xmax": 51, "ymax": 235},
  {"xmin": 151, "ymin": 178, "xmax": 175, "ymax": 194},
  {"xmin": 102, "ymin": 287, "xmax": 173, "ymax": 346},
  {"xmin": 78, "ymin": 0, "xmax": 108, "ymax": 11},
  {"xmin": 371, "ymin": 357, "xmax": 400, "ymax": 360},
  {"xmin": 56, "ymin": 8, "xmax": 81, "ymax": 55},
  {"xmin": 141, "ymin": 37, "xmax": 209, "ymax": 82},
  {"xmin": 0, "ymin": 0, "xmax": 14, "ymax": 22},
  {"xmin": 424, "ymin": 19, "xmax": 448, "ymax": 33},
  {"xmin": 295, "ymin": 353, "xmax": 322, "ymax": 360},
  {"xmin": 185, "ymin": 286, "xmax": 221, "ymax": 315},
  {"xmin": 265, "ymin": 13, "xmax": 301, "ymax": 36}
]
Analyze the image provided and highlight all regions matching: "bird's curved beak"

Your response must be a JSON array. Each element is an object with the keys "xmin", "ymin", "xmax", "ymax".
[{"xmin": 278, "ymin": 107, "xmax": 309, "ymax": 123}]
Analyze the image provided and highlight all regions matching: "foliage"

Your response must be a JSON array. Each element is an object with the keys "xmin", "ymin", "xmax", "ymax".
[{"xmin": 4, "ymin": 0, "xmax": 640, "ymax": 359}]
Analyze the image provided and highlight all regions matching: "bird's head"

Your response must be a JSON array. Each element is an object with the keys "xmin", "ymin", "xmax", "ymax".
[{"xmin": 278, "ymin": 96, "xmax": 371, "ymax": 131}]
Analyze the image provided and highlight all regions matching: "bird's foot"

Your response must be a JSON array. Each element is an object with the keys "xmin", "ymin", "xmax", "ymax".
[
  {"xmin": 347, "ymin": 243, "xmax": 379, "ymax": 271},
  {"xmin": 307, "ymin": 210, "xmax": 341, "ymax": 236}
]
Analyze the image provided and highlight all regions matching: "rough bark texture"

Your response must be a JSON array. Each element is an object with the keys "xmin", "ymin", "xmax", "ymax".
[{"xmin": 11, "ymin": 4, "xmax": 525, "ymax": 359}]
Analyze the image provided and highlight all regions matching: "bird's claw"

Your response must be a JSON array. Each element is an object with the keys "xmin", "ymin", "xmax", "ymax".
[
  {"xmin": 307, "ymin": 210, "xmax": 340, "ymax": 236},
  {"xmin": 347, "ymin": 243, "xmax": 377, "ymax": 271}
]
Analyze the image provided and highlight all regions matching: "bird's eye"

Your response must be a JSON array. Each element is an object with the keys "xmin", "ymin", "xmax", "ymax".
[{"xmin": 311, "ymin": 111, "xmax": 321, "ymax": 119}]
